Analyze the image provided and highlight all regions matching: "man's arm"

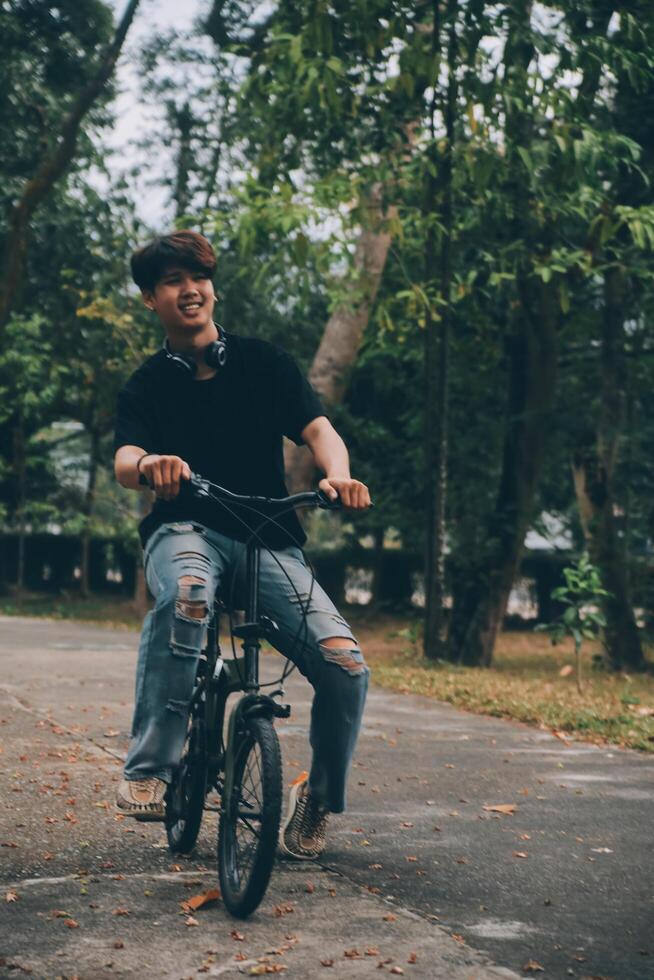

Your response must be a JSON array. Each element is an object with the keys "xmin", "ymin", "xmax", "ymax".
[
  {"xmin": 300, "ymin": 416, "xmax": 371, "ymax": 510},
  {"xmin": 114, "ymin": 445, "xmax": 191, "ymax": 501}
]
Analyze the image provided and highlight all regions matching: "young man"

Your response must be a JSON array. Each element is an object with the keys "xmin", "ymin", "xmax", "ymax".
[{"xmin": 113, "ymin": 230, "xmax": 371, "ymax": 859}]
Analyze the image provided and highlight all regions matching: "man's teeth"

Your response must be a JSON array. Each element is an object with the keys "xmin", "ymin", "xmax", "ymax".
[{"xmin": 181, "ymin": 303, "xmax": 201, "ymax": 311}]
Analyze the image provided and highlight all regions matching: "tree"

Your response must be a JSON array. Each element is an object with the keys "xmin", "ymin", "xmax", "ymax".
[{"xmin": 0, "ymin": 0, "xmax": 142, "ymax": 332}]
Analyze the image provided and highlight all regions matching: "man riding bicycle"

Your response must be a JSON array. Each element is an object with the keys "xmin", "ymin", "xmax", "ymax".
[{"xmin": 113, "ymin": 230, "xmax": 371, "ymax": 860}]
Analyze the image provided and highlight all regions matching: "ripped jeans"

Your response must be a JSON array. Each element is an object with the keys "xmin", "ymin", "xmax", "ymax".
[{"xmin": 124, "ymin": 521, "xmax": 369, "ymax": 813}]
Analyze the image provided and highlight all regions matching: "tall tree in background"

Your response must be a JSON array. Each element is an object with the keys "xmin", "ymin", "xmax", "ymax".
[{"xmin": 0, "ymin": 0, "xmax": 141, "ymax": 333}]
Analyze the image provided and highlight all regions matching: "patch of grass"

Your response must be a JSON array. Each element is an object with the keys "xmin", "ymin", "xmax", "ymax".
[
  {"xmin": 352, "ymin": 613, "xmax": 654, "ymax": 753},
  {"xmin": 0, "ymin": 592, "xmax": 144, "ymax": 630}
]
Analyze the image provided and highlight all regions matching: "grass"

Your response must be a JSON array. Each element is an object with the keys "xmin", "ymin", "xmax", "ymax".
[
  {"xmin": 0, "ymin": 591, "xmax": 145, "ymax": 629},
  {"xmin": 2, "ymin": 593, "xmax": 653, "ymax": 752},
  {"xmin": 353, "ymin": 613, "xmax": 654, "ymax": 753}
]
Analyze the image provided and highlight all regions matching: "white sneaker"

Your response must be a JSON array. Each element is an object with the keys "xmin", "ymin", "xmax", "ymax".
[
  {"xmin": 279, "ymin": 774, "xmax": 329, "ymax": 860},
  {"xmin": 116, "ymin": 777, "xmax": 167, "ymax": 820}
]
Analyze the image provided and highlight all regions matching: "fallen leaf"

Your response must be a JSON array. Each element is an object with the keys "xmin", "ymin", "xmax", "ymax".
[
  {"xmin": 455, "ymin": 856, "xmax": 468, "ymax": 865},
  {"xmin": 112, "ymin": 907, "xmax": 130, "ymax": 916},
  {"xmin": 185, "ymin": 915, "xmax": 199, "ymax": 927},
  {"xmin": 522, "ymin": 960, "xmax": 544, "ymax": 973},
  {"xmin": 408, "ymin": 952, "xmax": 417, "ymax": 963},
  {"xmin": 552, "ymin": 730, "xmax": 570, "ymax": 743},
  {"xmin": 383, "ymin": 913, "xmax": 397, "ymax": 922},
  {"xmin": 64, "ymin": 919, "xmax": 79, "ymax": 929},
  {"xmin": 591, "ymin": 847, "xmax": 613, "ymax": 854},
  {"xmin": 390, "ymin": 968, "xmax": 405, "ymax": 975},
  {"xmin": 181, "ymin": 888, "xmax": 221, "ymax": 912},
  {"xmin": 5, "ymin": 891, "xmax": 18, "ymax": 903},
  {"xmin": 103, "ymin": 730, "xmax": 120, "ymax": 738},
  {"xmin": 559, "ymin": 665, "xmax": 573, "ymax": 677},
  {"xmin": 113, "ymin": 940, "xmax": 124, "ymax": 949},
  {"xmin": 273, "ymin": 903, "xmax": 294, "ymax": 917},
  {"xmin": 405, "ymin": 855, "xmax": 417, "ymax": 863},
  {"xmin": 231, "ymin": 929, "xmax": 246, "ymax": 941},
  {"xmin": 320, "ymin": 961, "xmax": 334, "ymax": 968},
  {"xmin": 400, "ymin": 821, "xmax": 413, "ymax": 828},
  {"xmin": 513, "ymin": 851, "xmax": 529, "ymax": 859},
  {"xmin": 365, "ymin": 947, "xmax": 379, "ymax": 956},
  {"xmin": 305, "ymin": 882, "xmax": 315, "ymax": 894},
  {"xmin": 369, "ymin": 863, "xmax": 382, "ymax": 870},
  {"xmin": 451, "ymin": 934, "xmax": 465, "ymax": 944},
  {"xmin": 482, "ymin": 803, "xmax": 517, "ymax": 815},
  {"xmin": 289, "ymin": 770, "xmax": 309, "ymax": 787},
  {"xmin": 344, "ymin": 949, "xmax": 361, "ymax": 958},
  {"xmin": 169, "ymin": 863, "xmax": 183, "ymax": 872},
  {"xmin": 519, "ymin": 834, "xmax": 531, "ymax": 841}
]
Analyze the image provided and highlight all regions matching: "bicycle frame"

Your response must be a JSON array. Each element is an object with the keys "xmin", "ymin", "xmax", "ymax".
[{"xmin": 185, "ymin": 536, "xmax": 290, "ymax": 824}]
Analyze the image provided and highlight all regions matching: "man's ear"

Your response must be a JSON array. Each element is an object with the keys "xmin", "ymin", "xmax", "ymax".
[{"xmin": 141, "ymin": 288, "xmax": 155, "ymax": 311}]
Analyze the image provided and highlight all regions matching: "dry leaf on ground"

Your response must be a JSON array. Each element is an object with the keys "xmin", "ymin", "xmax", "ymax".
[
  {"xmin": 482, "ymin": 803, "xmax": 517, "ymax": 815},
  {"xmin": 513, "ymin": 851, "xmax": 529, "ymax": 859},
  {"xmin": 522, "ymin": 960, "xmax": 544, "ymax": 973},
  {"xmin": 181, "ymin": 888, "xmax": 221, "ymax": 912}
]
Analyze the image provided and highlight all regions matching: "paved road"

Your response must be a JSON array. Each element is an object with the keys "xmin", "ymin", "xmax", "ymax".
[{"xmin": 0, "ymin": 616, "xmax": 652, "ymax": 980}]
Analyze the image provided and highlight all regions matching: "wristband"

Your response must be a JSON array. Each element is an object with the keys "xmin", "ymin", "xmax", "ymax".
[{"xmin": 136, "ymin": 453, "xmax": 155, "ymax": 475}]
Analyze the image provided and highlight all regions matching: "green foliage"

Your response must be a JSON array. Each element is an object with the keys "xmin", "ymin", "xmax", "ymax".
[{"xmin": 536, "ymin": 555, "xmax": 611, "ymax": 692}]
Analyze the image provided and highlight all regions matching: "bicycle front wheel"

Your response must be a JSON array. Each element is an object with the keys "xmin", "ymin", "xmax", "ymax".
[{"xmin": 218, "ymin": 716, "xmax": 282, "ymax": 918}]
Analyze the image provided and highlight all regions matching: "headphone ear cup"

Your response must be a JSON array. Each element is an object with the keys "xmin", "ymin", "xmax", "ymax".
[{"xmin": 205, "ymin": 339, "xmax": 227, "ymax": 369}]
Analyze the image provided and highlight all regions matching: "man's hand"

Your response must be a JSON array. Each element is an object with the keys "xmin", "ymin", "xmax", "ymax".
[
  {"xmin": 319, "ymin": 476, "xmax": 371, "ymax": 510},
  {"xmin": 139, "ymin": 454, "xmax": 191, "ymax": 501}
]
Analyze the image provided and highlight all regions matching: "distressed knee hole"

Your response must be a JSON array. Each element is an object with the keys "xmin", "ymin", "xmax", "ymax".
[
  {"xmin": 176, "ymin": 575, "xmax": 208, "ymax": 620},
  {"xmin": 171, "ymin": 575, "xmax": 209, "ymax": 656},
  {"xmin": 319, "ymin": 638, "xmax": 367, "ymax": 676}
]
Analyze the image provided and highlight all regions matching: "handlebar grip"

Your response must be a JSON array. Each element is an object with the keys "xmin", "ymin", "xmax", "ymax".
[{"xmin": 316, "ymin": 489, "xmax": 343, "ymax": 511}]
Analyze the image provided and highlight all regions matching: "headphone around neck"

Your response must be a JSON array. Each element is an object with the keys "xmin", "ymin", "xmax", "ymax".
[{"xmin": 163, "ymin": 323, "xmax": 227, "ymax": 377}]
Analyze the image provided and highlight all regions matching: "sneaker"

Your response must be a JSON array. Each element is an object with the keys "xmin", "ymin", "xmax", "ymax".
[
  {"xmin": 279, "ymin": 773, "xmax": 329, "ymax": 860},
  {"xmin": 116, "ymin": 777, "xmax": 167, "ymax": 821}
]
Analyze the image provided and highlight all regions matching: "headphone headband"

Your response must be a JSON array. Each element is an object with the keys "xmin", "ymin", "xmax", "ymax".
[{"xmin": 163, "ymin": 324, "xmax": 227, "ymax": 376}]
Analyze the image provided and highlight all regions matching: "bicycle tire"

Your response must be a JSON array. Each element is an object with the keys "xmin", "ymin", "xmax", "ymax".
[
  {"xmin": 218, "ymin": 716, "xmax": 282, "ymax": 918},
  {"xmin": 166, "ymin": 708, "xmax": 206, "ymax": 854}
]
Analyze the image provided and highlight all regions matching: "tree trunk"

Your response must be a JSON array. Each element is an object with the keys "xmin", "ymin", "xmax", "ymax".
[
  {"xmin": 80, "ymin": 426, "xmax": 101, "ymax": 598},
  {"xmin": 571, "ymin": 267, "xmax": 644, "ymax": 671},
  {"xmin": 173, "ymin": 102, "xmax": 194, "ymax": 220},
  {"xmin": 450, "ymin": 281, "xmax": 558, "ymax": 665},
  {"xmin": 284, "ymin": 183, "xmax": 397, "ymax": 492},
  {"xmin": 0, "ymin": 0, "xmax": 141, "ymax": 333},
  {"xmin": 424, "ymin": 0, "xmax": 457, "ymax": 660},
  {"xmin": 14, "ymin": 422, "xmax": 26, "ymax": 593},
  {"xmin": 446, "ymin": 0, "xmax": 560, "ymax": 667}
]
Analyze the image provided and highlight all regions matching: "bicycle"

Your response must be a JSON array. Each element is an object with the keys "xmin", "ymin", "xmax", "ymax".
[{"xmin": 157, "ymin": 471, "xmax": 341, "ymax": 918}]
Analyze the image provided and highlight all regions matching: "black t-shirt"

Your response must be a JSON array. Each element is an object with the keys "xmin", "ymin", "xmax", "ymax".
[{"xmin": 113, "ymin": 333, "xmax": 325, "ymax": 549}]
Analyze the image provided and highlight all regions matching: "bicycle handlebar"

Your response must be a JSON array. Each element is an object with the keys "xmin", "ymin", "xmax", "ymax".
[
  {"xmin": 138, "ymin": 470, "xmax": 343, "ymax": 511},
  {"xmin": 187, "ymin": 472, "xmax": 343, "ymax": 511}
]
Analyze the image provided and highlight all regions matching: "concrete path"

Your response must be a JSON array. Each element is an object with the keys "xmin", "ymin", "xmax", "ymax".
[{"xmin": 0, "ymin": 616, "xmax": 652, "ymax": 980}]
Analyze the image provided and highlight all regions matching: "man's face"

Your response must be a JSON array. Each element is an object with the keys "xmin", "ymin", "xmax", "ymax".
[{"xmin": 143, "ymin": 265, "xmax": 215, "ymax": 334}]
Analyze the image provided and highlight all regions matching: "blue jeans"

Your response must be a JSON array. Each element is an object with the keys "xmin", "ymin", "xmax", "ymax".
[{"xmin": 124, "ymin": 521, "xmax": 369, "ymax": 813}]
